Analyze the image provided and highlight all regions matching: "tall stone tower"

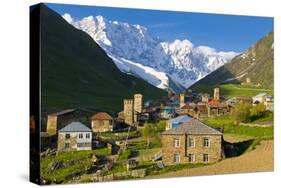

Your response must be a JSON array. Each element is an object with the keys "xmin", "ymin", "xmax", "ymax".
[
  {"xmin": 124, "ymin": 99, "xmax": 134, "ymax": 125},
  {"xmin": 134, "ymin": 94, "xmax": 143, "ymax": 113},
  {"xmin": 246, "ymin": 77, "xmax": 251, "ymax": 84},
  {"xmin": 214, "ymin": 88, "xmax": 220, "ymax": 101},
  {"xmin": 202, "ymin": 94, "xmax": 209, "ymax": 103},
  {"xmin": 179, "ymin": 93, "xmax": 185, "ymax": 108}
]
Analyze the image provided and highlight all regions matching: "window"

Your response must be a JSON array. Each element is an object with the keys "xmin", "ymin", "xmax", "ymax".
[
  {"xmin": 203, "ymin": 138, "xmax": 210, "ymax": 147},
  {"xmin": 65, "ymin": 143, "xmax": 70, "ymax": 149},
  {"xmin": 188, "ymin": 154, "xmax": 195, "ymax": 162},
  {"xmin": 173, "ymin": 154, "xmax": 180, "ymax": 163},
  {"xmin": 174, "ymin": 138, "xmax": 180, "ymax": 147},
  {"xmin": 203, "ymin": 154, "xmax": 209, "ymax": 162},
  {"xmin": 188, "ymin": 137, "xmax": 195, "ymax": 147},
  {"xmin": 78, "ymin": 133, "xmax": 83, "ymax": 139},
  {"xmin": 109, "ymin": 120, "xmax": 113, "ymax": 125},
  {"xmin": 65, "ymin": 134, "xmax": 70, "ymax": 139},
  {"xmin": 86, "ymin": 133, "xmax": 90, "ymax": 139}
]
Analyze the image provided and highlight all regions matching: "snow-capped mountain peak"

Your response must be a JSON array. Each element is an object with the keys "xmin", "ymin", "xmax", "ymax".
[{"xmin": 62, "ymin": 13, "xmax": 239, "ymax": 92}]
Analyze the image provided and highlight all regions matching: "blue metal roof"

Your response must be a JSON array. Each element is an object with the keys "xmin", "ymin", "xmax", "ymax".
[
  {"xmin": 168, "ymin": 115, "xmax": 192, "ymax": 125},
  {"xmin": 162, "ymin": 108, "xmax": 175, "ymax": 113},
  {"xmin": 59, "ymin": 122, "xmax": 91, "ymax": 132}
]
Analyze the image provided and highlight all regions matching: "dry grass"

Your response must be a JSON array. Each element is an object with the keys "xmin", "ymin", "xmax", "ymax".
[{"xmin": 149, "ymin": 140, "xmax": 273, "ymax": 178}]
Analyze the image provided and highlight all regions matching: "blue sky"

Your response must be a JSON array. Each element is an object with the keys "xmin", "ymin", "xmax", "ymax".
[{"xmin": 46, "ymin": 3, "xmax": 273, "ymax": 52}]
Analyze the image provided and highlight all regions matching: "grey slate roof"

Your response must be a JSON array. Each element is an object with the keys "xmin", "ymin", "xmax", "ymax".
[
  {"xmin": 59, "ymin": 122, "xmax": 92, "ymax": 132},
  {"xmin": 162, "ymin": 119, "xmax": 222, "ymax": 135}
]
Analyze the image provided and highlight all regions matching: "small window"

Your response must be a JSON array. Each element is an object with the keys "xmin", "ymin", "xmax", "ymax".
[
  {"xmin": 188, "ymin": 154, "xmax": 195, "ymax": 162},
  {"xmin": 86, "ymin": 133, "xmax": 90, "ymax": 139},
  {"xmin": 65, "ymin": 143, "xmax": 70, "ymax": 149},
  {"xmin": 173, "ymin": 154, "xmax": 180, "ymax": 163},
  {"xmin": 65, "ymin": 134, "xmax": 70, "ymax": 139},
  {"xmin": 203, "ymin": 138, "xmax": 210, "ymax": 147},
  {"xmin": 188, "ymin": 137, "xmax": 195, "ymax": 147},
  {"xmin": 203, "ymin": 154, "xmax": 209, "ymax": 162},
  {"xmin": 109, "ymin": 120, "xmax": 113, "ymax": 125},
  {"xmin": 174, "ymin": 138, "xmax": 180, "ymax": 147},
  {"xmin": 78, "ymin": 133, "xmax": 83, "ymax": 139}
]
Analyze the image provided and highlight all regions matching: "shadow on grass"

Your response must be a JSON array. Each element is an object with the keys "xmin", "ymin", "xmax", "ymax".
[{"xmin": 223, "ymin": 139, "xmax": 254, "ymax": 158}]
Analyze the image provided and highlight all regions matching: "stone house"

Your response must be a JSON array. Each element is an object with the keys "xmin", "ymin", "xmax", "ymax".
[
  {"xmin": 196, "ymin": 102, "xmax": 209, "ymax": 119},
  {"xmin": 178, "ymin": 102, "xmax": 197, "ymax": 116},
  {"xmin": 234, "ymin": 96, "xmax": 253, "ymax": 104},
  {"xmin": 264, "ymin": 96, "xmax": 274, "ymax": 111},
  {"xmin": 207, "ymin": 101, "xmax": 229, "ymax": 117},
  {"xmin": 57, "ymin": 122, "xmax": 92, "ymax": 151},
  {"xmin": 91, "ymin": 112, "xmax": 114, "ymax": 132},
  {"xmin": 252, "ymin": 93, "xmax": 267, "ymax": 104},
  {"xmin": 46, "ymin": 109, "xmax": 91, "ymax": 135},
  {"xmin": 161, "ymin": 119, "xmax": 222, "ymax": 165}
]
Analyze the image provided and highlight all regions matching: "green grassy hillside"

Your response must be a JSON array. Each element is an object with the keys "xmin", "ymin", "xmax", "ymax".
[
  {"xmin": 190, "ymin": 32, "xmax": 274, "ymax": 91},
  {"xmin": 40, "ymin": 4, "xmax": 166, "ymax": 113},
  {"xmin": 192, "ymin": 84, "xmax": 273, "ymax": 99}
]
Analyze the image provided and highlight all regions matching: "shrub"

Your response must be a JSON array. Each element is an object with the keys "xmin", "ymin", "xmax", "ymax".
[
  {"xmin": 233, "ymin": 103, "xmax": 251, "ymax": 123},
  {"xmin": 118, "ymin": 149, "xmax": 138, "ymax": 161}
]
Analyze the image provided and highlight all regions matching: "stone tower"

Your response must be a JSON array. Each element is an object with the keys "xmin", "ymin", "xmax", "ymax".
[
  {"xmin": 214, "ymin": 88, "xmax": 220, "ymax": 101},
  {"xmin": 124, "ymin": 99, "xmax": 134, "ymax": 126},
  {"xmin": 134, "ymin": 94, "xmax": 143, "ymax": 113},
  {"xmin": 179, "ymin": 93, "xmax": 185, "ymax": 108},
  {"xmin": 202, "ymin": 94, "xmax": 209, "ymax": 103}
]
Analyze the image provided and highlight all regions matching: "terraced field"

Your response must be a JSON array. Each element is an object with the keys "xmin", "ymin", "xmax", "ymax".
[{"xmin": 149, "ymin": 140, "xmax": 273, "ymax": 178}]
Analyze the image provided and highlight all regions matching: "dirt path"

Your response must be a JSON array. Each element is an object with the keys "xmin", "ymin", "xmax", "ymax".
[{"xmin": 149, "ymin": 140, "xmax": 273, "ymax": 178}]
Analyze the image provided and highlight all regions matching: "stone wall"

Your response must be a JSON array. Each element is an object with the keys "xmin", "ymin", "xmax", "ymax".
[
  {"xmin": 93, "ymin": 169, "xmax": 146, "ymax": 182},
  {"xmin": 57, "ymin": 133, "xmax": 77, "ymax": 152},
  {"xmin": 162, "ymin": 134, "xmax": 222, "ymax": 165}
]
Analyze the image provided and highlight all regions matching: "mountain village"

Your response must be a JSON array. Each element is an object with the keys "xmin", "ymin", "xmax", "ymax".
[
  {"xmin": 39, "ymin": 86, "xmax": 274, "ymax": 184},
  {"xmin": 31, "ymin": 4, "xmax": 274, "ymax": 185}
]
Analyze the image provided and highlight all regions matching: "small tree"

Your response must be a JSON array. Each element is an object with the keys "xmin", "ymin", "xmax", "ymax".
[
  {"xmin": 233, "ymin": 103, "xmax": 251, "ymax": 124},
  {"xmin": 142, "ymin": 123, "xmax": 156, "ymax": 148},
  {"xmin": 155, "ymin": 120, "xmax": 167, "ymax": 133},
  {"xmin": 250, "ymin": 104, "xmax": 266, "ymax": 121}
]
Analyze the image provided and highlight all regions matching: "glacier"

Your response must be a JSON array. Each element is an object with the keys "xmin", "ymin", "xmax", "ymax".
[{"xmin": 62, "ymin": 13, "xmax": 239, "ymax": 92}]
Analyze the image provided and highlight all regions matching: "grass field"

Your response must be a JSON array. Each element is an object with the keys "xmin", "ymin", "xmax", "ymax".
[
  {"xmin": 203, "ymin": 115, "xmax": 273, "ymax": 139},
  {"xmin": 41, "ymin": 148, "xmax": 109, "ymax": 184},
  {"xmin": 192, "ymin": 84, "xmax": 273, "ymax": 99}
]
